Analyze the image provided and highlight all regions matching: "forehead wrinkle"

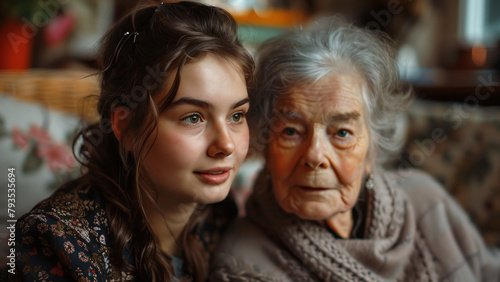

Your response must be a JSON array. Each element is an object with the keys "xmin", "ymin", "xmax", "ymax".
[
  {"xmin": 293, "ymin": 75, "xmax": 360, "ymax": 96},
  {"xmin": 275, "ymin": 76, "xmax": 364, "ymax": 125},
  {"xmin": 275, "ymin": 108, "xmax": 304, "ymax": 120},
  {"xmin": 327, "ymin": 112, "xmax": 360, "ymax": 122},
  {"xmin": 275, "ymin": 102, "xmax": 361, "ymax": 125}
]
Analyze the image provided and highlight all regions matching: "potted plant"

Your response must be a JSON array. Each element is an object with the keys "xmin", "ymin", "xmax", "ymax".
[
  {"xmin": 0, "ymin": 0, "xmax": 42, "ymax": 70},
  {"xmin": 0, "ymin": 0, "xmax": 48, "ymax": 70}
]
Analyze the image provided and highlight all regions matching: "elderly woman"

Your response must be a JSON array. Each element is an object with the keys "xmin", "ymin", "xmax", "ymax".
[{"xmin": 210, "ymin": 20, "xmax": 500, "ymax": 281}]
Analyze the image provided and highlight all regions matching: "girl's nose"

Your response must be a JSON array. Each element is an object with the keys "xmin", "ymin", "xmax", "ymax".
[{"xmin": 207, "ymin": 122, "xmax": 235, "ymax": 158}]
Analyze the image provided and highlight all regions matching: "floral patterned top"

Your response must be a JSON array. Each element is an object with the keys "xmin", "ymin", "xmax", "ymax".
[{"xmin": 14, "ymin": 179, "xmax": 237, "ymax": 281}]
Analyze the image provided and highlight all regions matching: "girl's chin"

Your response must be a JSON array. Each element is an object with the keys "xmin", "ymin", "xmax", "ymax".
[{"xmin": 195, "ymin": 187, "xmax": 231, "ymax": 205}]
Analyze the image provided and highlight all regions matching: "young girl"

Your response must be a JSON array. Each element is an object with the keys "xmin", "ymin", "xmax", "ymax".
[{"xmin": 14, "ymin": 1, "xmax": 254, "ymax": 281}]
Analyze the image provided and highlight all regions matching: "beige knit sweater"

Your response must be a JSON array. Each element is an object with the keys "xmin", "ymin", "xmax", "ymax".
[{"xmin": 211, "ymin": 169, "xmax": 500, "ymax": 281}]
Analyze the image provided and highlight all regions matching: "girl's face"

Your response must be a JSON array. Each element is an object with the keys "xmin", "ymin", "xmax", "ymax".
[{"xmin": 143, "ymin": 54, "xmax": 250, "ymax": 207}]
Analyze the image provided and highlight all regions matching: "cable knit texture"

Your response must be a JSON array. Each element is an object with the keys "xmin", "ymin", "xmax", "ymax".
[{"xmin": 211, "ymin": 168, "xmax": 500, "ymax": 281}]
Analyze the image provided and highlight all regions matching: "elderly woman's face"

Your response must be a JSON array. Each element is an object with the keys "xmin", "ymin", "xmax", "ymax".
[{"xmin": 267, "ymin": 73, "xmax": 371, "ymax": 221}]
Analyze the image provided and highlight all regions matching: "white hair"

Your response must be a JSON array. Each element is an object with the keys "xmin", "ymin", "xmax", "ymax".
[{"xmin": 248, "ymin": 17, "xmax": 413, "ymax": 165}]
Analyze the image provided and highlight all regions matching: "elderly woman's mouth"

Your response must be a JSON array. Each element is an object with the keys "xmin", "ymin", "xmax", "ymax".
[{"xmin": 295, "ymin": 186, "xmax": 336, "ymax": 191}]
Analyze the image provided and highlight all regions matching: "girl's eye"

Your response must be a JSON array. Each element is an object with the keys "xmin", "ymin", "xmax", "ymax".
[
  {"xmin": 336, "ymin": 129, "xmax": 349, "ymax": 138},
  {"xmin": 182, "ymin": 114, "xmax": 202, "ymax": 124},
  {"xmin": 230, "ymin": 112, "xmax": 245, "ymax": 123}
]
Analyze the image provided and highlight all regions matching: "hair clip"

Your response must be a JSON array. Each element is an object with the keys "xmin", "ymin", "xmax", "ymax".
[
  {"xmin": 123, "ymin": 31, "xmax": 139, "ymax": 43},
  {"xmin": 156, "ymin": 2, "xmax": 164, "ymax": 12},
  {"xmin": 100, "ymin": 30, "xmax": 140, "ymax": 73}
]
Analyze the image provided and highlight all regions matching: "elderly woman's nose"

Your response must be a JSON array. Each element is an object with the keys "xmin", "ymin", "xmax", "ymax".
[
  {"xmin": 207, "ymin": 122, "xmax": 235, "ymax": 158},
  {"xmin": 302, "ymin": 126, "xmax": 330, "ymax": 169}
]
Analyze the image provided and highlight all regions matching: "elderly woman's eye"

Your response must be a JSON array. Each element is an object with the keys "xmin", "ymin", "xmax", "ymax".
[
  {"xmin": 283, "ymin": 128, "xmax": 298, "ymax": 136},
  {"xmin": 182, "ymin": 114, "xmax": 202, "ymax": 124},
  {"xmin": 336, "ymin": 129, "xmax": 349, "ymax": 137}
]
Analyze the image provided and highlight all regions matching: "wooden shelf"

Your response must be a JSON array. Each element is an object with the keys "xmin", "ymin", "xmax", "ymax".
[
  {"xmin": 230, "ymin": 9, "xmax": 310, "ymax": 28},
  {"xmin": 408, "ymin": 69, "xmax": 500, "ymax": 106}
]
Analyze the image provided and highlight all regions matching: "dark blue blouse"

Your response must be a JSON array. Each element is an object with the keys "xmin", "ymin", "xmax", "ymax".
[{"xmin": 14, "ymin": 179, "xmax": 237, "ymax": 281}]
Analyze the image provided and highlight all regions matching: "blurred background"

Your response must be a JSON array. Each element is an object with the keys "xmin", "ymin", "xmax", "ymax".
[{"xmin": 0, "ymin": 0, "xmax": 499, "ymax": 104}]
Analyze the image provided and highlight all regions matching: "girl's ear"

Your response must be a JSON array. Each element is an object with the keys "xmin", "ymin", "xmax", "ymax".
[{"xmin": 111, "ymin": 106, "xmax": 132, "ymax": 150}]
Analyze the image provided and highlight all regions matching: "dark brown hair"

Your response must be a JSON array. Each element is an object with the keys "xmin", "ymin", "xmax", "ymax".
[{"xmin": 74, "ymin": 1, "xmax": 254, "ymax": 281}]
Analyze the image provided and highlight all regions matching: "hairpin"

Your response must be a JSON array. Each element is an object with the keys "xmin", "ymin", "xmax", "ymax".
[
  {"xmin": 155, "ymin": 2, "xmax": 164, "ymax": 12},
  {"xmin": 100, "ymin": 30, "xmax": 140, "ymax": 73},
  {"xmin": 123, "ymin": 31, "xmax": 139, "ymax": 43},
  {"xmin": 115, "ymin": 31, "xmax": 137, "ymax": 58}
]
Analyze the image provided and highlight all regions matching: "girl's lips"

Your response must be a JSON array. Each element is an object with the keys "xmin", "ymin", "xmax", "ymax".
[{"xmin": 194, "ymin": 167, "xmax": 232, "ymax": 185}]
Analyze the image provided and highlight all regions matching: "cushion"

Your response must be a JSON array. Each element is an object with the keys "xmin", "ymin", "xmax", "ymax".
[
  {"xmin": 397, "ymin": 100, "xmax": 500, "ymax": 246},
  {"xmin": 0, "ymin": 95, "xmax": 81, "ymax": 218}
]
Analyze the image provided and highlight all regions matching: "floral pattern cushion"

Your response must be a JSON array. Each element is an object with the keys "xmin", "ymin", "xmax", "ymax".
[
  {"xmin": 0, "ymin": 95, "xmax": 81, "ymax": 266},
  {"xmin": 0, "ymin": 95, "xmax": 81, "ymax": 211},
  {"xmin": 396, "ymin": 100, "xmax": 500, "ymax": 247}
]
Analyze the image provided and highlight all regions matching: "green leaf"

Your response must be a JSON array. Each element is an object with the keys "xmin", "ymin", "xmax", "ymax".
[
  {"xmin": 5, "ymin": 0, "xmax": 43, "ymax": 21},
  {"xmin": 22, "ymin": 144, "xmax": 44, "ymax": 173},
  {"xmin": 0, "ymin": 116, "xmax": 5, "ymax": 137}
]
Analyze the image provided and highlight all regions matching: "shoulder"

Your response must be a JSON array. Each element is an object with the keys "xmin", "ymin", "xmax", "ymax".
[
  {"xmin": 211, "ymin": 217, "xmax": 292, "ymax": 281},
  {"xmin": 385, "ymin": 169, "xmax": 450, "ymax": 211},
  {"xmin": 16, "ymin": 180, "xmax": 113, "ymax": 280},
  {"xmin": 216, "ymin": 217, "xmax": 271, "ymax": 255},
  {"xmin": 385, "ymin": 168, "xmax": 474, "ymax": 235},
  {"xmin": 384, "ymin": 170, "xmax": 500, "ymax": 280},
  {"xmin": 19, "ymin": 180, "xmax": 108, "ymax": 241}
]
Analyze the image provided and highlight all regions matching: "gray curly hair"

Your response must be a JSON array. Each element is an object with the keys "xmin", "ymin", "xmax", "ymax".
[{"xmin": 248, "ymin": 18, "xmax": 413, "ymax": 165}]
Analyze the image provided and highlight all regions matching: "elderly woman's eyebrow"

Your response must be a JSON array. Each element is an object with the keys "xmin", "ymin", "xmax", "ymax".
[
  {"xmin": 275, "ymin": 110, "xmax": 360, "ymax": 122},
  {"xmin": 168, "ymin": 97, "xmax": 249, "ymax": 109},
  {"xmin": 275, "ymin": 110, "xmax": 304, "ymax": 120},
  {"xmin": 327, "ymin": 112, "xmax": 360, "ymax": 121}
]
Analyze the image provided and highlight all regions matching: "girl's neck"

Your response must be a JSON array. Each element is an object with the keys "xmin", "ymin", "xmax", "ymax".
[{"xmin": 143, "ymin": 197, "xmax": 197, "ymax": 256}]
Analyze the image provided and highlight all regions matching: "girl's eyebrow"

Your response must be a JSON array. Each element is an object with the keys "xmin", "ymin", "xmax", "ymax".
[
  {"xmin": 168, "ymin": 97, "xmax": 249, "ymax": 110},
  {"xmin": 232, "ymin": 98, "xmax": 250, "ymax": 109},
  {"xmin": 168, "ymin": 97, "xmax": 213, "ymax": 109}
]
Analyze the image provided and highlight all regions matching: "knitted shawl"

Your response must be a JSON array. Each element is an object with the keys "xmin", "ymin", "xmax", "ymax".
[{"xmin": 211, "ymin": 169, "xmax": 500, "ymax": 281}]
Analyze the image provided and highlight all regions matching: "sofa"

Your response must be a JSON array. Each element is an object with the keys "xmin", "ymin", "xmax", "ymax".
[{"xmin": 396, "ymin": 99, "xmax": 500, "ymax": 247}]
